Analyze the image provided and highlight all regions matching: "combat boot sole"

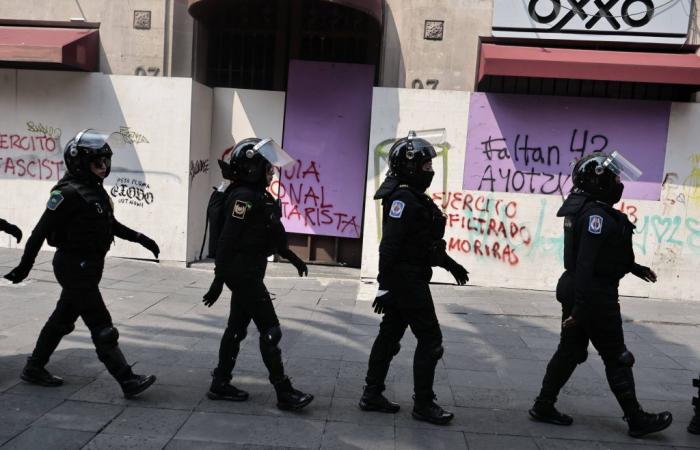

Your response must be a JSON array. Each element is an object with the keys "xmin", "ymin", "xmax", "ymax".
[
  {"xmin": 122, "ymin": 375, "xmax": 156, "ymax": 399},
  {"xmin": 411, "ymin": 410, "xmax": 454, "ymax": 425},
  {"xmin": 628, "ymin": 414, "xmax": 673, "ymax": 438},
  {"xmin": 277, "ymin": 394, "xmax": 314, "ymax": 411},
  {"xmin": 359, "ymin": 398, "xmax": 400, "ymax": 413},
  {"xmin": 529, "ymin": 408, "xmax": 573, "ymax": 426},
  {"xmin": 688, "ymin": 419, "xmax": 700, "ymax": 435},
  {"xmin": 20, "ymin": 371, "xmax": 63, "ymax": 387},
  {"xmin": 207, "ymin": 390, "xmax": 249, "ymax": 402}
]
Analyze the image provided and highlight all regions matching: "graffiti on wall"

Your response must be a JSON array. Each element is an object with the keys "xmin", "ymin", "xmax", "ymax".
[
  {"xmin": 427, "ymin": 190, "xmax": 700, "ymax": 270},
  {"xmin": 26, "ymin": 121, "xmax": 62, "ymax": 139},
  {"xmin": 433, "ymin": 191, "xmax": 533, "ymax": 266},
  {"xmin": 269, "ymin": 159, "xmax": 360, "ymax": 237},
  {"xmin": 189, "ymin": 159, "xmax": 209, "ymax": 182},
  {"xmin": 0, "ymin": 130, "xmax": 64, "ymax": 180},
  {"xmin": 463, "ymin": 93, "xmax": 670, "ymax": 200},
  {"xmin": 109, "ymin": 177, "xmax": 155, "ymax": 208},
  {"xmin": 117, "ymin": 126, "xmax": 149, "ymax": 145}
]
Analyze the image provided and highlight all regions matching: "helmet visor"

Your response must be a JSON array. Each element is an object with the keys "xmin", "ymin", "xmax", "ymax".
[
  {"xmin": 603, "ymin": 151, "xmax": 642, "ymax": 181},
  {"xmin": 75, "ymin": 129, "xmax": 119, "ymax": 152},
  {"xmin": 253, "ymin": 138, "xmax": 294, "ymax": 168}
]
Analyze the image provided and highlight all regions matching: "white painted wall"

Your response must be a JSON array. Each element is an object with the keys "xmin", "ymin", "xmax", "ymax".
[
  {"xmin": 186, "ymin": 80, "xmax": 213, "ymax": 262},
  {"xmin": 0, "ymin": 69, "xmax": 193, "ymax": 262},
  {"xmin": 208, "ymin": 88, "xmax": 286, "ymax": 187},
  {"xmin": 361, "ymin": 88, "xmax": 700, "ymax": 302}
]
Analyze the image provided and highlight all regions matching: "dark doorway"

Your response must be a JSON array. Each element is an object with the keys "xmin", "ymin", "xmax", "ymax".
[
  {"xmin": 193, "ymin": 0, "xmax": 381, "ymax": 91},
  {"xmin": 191, "ymin": 0, "xmax": 382, "ymax": 267}
]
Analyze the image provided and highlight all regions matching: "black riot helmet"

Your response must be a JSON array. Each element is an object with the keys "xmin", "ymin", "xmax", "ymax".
[
  {"xmin": 571, "ymin": 151, "xmax": 642, "ymax": 205},
  {"xmin": 388, "ymin": 131, "xmax": 439, "ymax": 191},
  {"xmin": 219, "ymin": 137, "xmax": 294, "ymax": 186},
  {"xmin": 64, "ymin": 129, "xmax": 114, "ymax": 183}
]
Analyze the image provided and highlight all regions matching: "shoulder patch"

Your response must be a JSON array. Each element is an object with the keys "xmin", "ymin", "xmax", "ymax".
[
  {"xmin": 389, "ymin": 200, "xmax": 405, "ymax": 219},
  {"xmin": 588, "ymin": 214, "xmax": 604, "ymax": 235},
  {"xmin": 232, "ymin": 200, "xmax": 249, "ymax": 219},
  {"xmin": 47, "ymin": 190, "xmax": 64, "ymax": 211}
]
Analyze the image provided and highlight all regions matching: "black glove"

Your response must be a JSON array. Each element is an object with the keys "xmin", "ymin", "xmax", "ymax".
[
  {"xmin": 281, "ymin": 250, "xmax": 308, "ymax": 277},
  {"xmin": 203, "ymin": 277, "xmax": 224, "ymax": 307},
  {"xmin": 445, "ymin": 258, "xmax": 469, "ymax": 286},
  {"xmin": 4, "ymin": 263, "xmax": 31, "ymax": 284},
  {"xmin": 137, "ymin": 234, "xmax": 160, "ymax": 259},
  {"xmin": 3, "ymin": 224, "xmax": 22, "ymax": 243},
  {"xmin": 632, "ymin": 263, "xmax": 657, "ymax": 283},
  {"xmin": 372, "ymin": 290, "xmax": 395, "ymax": 314},
  {"xmin": 289, "ymin": 255, "xmax": 308, "ymax": 277}
]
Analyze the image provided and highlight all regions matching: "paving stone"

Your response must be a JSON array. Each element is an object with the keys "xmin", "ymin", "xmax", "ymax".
[
  {"xmin": 82, "ymin": 433, "xmax": 170, "ymax": 449},
  {"xmin": 320, "ymin": 422, "xmax": 394, "ymax": 450},
  {"xmin": 465, "ymin": 433, "xmax": 539, "ymax": 450},
  {"xmin": 175, "ymin": 412, "xmax": 324, "ymax": 447},
  {"xmin": 33, "ymin": 400, "xmax": 123, "ymax": 432},
  {"xmin": 101, "ymin": 406, "xmax": 190, "ymax": 438},
  {"xmin": 395, "ymin": 427, "xmax": 467, "ymax": 450},
  {"xmin": 1, "ymin": 426, "xmax": 94, "ymax": 450}
]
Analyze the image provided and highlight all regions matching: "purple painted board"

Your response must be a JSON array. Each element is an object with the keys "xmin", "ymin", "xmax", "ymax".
[
  {"xmin": 462, "ymin": 93, "xmax": 671, "ymax": 200},
  {"xmin": 277, "ymin": 60, "xmax": 374, "ymax": 238}
]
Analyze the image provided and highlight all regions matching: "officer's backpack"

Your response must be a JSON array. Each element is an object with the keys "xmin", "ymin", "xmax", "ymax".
[{"xmin": 199, "ymin": 187, "xmax": 228, "ymax": 259}]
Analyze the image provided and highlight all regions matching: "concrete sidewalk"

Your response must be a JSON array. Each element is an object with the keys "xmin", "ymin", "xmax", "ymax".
[{"xmin": 0, "ymin": 247, "xmax": 698, "ymax": 449}]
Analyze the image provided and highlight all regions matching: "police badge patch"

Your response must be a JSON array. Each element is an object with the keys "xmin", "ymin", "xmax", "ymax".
[
  {"xmin": 47, "ymin": 190, "xmax": 64, "ymax": 211},
  {"xmin": 232, "ymin": 200, "xmax": 248, "ymax": 219},
  {"xmin": 588, "ymin": 215, "xmax": 603, "ymax": 235},
  {"xmin": 389, "ymin": 200, "xmax": 405, "ymax": 218}
]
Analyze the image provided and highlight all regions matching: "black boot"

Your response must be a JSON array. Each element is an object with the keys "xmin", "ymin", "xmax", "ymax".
[
  {"xmin": 119, "ymin": 372, "xmax": 157, "ymax": 399},
  {"xmin": 20, "ymin": 360, "xmax": 63, "ymax": 387},
  {"xmin": 412, "ymin": 396, "xmax": 454, "ymax": 425},
  {"xmin": 625, "ymin": 408, "xmax": 673, "ymax": 438},
  {"xmin": 689, "ymin": 413, "xmax": 700, "ymax": 435},
  {"xmin": 359, "ymin": 384, "xmax": 400, "ymax": 413},
  {"xmin": 688, "ymin": 378, "xmax": 699, "ymax": 434},
  {"xmin": 208, "ymin": 377, "xmax": 249, "ymax": 402},
  {"xmin": 274, "ymin": 377, "xmax": 313, "ymax": 411},
  {"xmin": 529, "ymin": 399, "xmax": 573, "ymax": 426}
]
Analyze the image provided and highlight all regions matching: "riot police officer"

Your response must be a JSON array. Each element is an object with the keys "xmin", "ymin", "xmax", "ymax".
[
  {"xmin": 4, "ymin": 130, "xmax": 158, "ymax": 398},
  {"xmin": 202, "ymin": 137, "xmax": 313, "ymax": 411},
  {"xmin": 360, "ymin": 133, "xmax": 469, "ymax": 425},
  {"xmin": 0, "ymin": 218, "xmax": 22, "ymax": 243},
  {"xmin": 529, "ymin": 151, "xmax": 672, "ymax": 437}
]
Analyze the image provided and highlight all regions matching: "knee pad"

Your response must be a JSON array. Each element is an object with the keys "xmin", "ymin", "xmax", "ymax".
[
  {"xmin": 230, "ymin": 327, "xmax": 247, "ymax": 343},
  {"xmin": 260, "ymin": 325, "xmax": 282, "ymax": 347},
  {"xmin": 617, "ymin": 350, "xmax": 635, "ymax": 367},
  {"xmin": 575, "ymin": 350, "xmax": 588, "ymax": 364},
  {"xmin": 47, "ymin": 321, "xmax": 75, "ymax": 337},
  {"xmin": 430, "ymin": 344, "xmax": 444, "ymax": 361},
  {"xmin": 93, "ymin": 326, "xmax": 119, "ymax": 348},
  {"xmin": 573, "ymin": 349, "xmax": 588, "ymax": 365}
]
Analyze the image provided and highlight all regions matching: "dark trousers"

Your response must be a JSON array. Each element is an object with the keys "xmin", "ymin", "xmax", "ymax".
[
  {"xmin": 215, "ymin": 276, "xmax": 285, "ymax": 384},
  {"xmin": 29, "ymin": 251, "xmax": 129, "ymax": 379},
  {"xmin": 538, "ymin": 273, "xmax": 639, "ymax": 415},
  {"xmin": 365, "ymin": 291, "xmax": 443, "ymax": 404}
]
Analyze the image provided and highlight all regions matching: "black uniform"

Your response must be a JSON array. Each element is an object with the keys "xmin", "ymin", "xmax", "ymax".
[
  {"xmin": 690, "ymin": 374, "xmax": 700, "ymax": 434},
  {"xmin": 0, "ymin": 218, "xmax": 22, "ymax": 242},
  {"xmin": 533, "ymin": 191, "xmax": 672, "ymax": 434},
  {"xmin": 207, "ymin": 182, "xmax": 312, "ymax": 409},
  {"xmin": 366, "ymin": 182, "xmax": 453, "ymax": 406},
  {"xmin": 6, "ymin": 174, "xmax": 157, "ymax": 395},
  {"xmin": 213, "ymin": 185, "xmax": 286, "ymax": 383}
]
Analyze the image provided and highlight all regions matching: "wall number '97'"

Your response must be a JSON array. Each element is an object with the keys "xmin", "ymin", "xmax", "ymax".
[{"xmin": 412, "ymin": 79, "xmax": 439, "ymax": 89}]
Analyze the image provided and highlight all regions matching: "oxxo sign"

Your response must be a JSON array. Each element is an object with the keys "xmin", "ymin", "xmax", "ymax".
[{"xmin": 492, "ymin": 0, "xmax": 691, "ymax": 44}]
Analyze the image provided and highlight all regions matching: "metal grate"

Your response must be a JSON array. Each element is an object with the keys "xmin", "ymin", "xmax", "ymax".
[
  {"xmin": 479, "ymin": 75, "xmax": 695, "ymax": 102},
  {"xmin": 202, "ymin": 0, "xmax": 380, "ymax": 91}
]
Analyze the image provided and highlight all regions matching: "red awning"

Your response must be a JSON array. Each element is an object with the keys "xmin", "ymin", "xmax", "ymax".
[
  {"xmin": 478, "ymin": 43, "xmax": 700, "ymax": 86},
  {"xmin": 0, "ymin": 26, "xmax": 99, "ymax": 71}
]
